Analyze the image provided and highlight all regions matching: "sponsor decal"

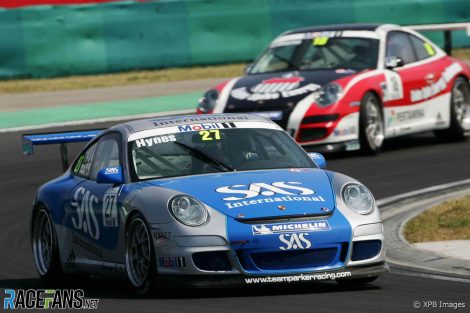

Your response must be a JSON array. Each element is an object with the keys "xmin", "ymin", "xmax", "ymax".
[
  {"xmin": 278, "ymin": 233, "xmax": 312, "ymax": 250},
  {"xmin": 252, "ymin": 221, "xmax": 331, "ymax": 235},
  {"xmin": 244, "ymin": 271, "xmax": 352, "ymax": 284},
  {"xmin": 158, "ymin": 257, "xmax": 186, "ymax": 269},
  {"xmin": 387, "ymin": 109, "xmax": 425, "ymax": 126},
  {"xmin": 252, "ymin": 77, "xmax": 304, "ymax": 93},
  {"xmin": 216, "ymin": 182, "xmax": 325, "ymax": 209},
  {"xmin": 103, "ymin": 187, "xmax": 120, "ymax": 227},
  {"xmin": 216, "ymin": 181, "xmax": 325, "ymax": 209},
  {"xmin": 382, "ymin": 71, "xmax": 404, "ymax": 101},
  {"xmin": 178, "ymin": 122, "xmax": 236, "ymax": 132},
  {"xmin": 135, "ymin": 134, "xmax": 176, "ymax": 148},
  {"xmin": 153, "ymin": 231, "xmax": 171, "ymax": 240},
  {"xmin": 410, "ymin": 63, "xmax": 462, "ymax": 103},
  {"xmin": 333, "ymin": 126, "xmax": 357, "ymax": 137},
  {"xmin": 151, "ymin": 115, "xmax": 250, "ymax": 126},
  {"xmin": 345, "ymin": 140, "xmax": 360, "ymax": 151},
  {"xmin": 254, "ymin": 111, "xmax": 283, "ymax": 121},
  {"xmin": 217, "ymin": 182, "xmax": 314, "ymax": 201},
  {"xmin": 230, "ymin": 76, "xmax": 320, "ymax": 102},
  {"xmin": 435, "ymin": 113, "xmax": 446, "ymax": 127},
  {"xmin": 71, "ymin": 187, "xmax": 100, "ymax": 240},
  {"xmin": 72, "ymin": 233, "xmax": 103, "ymax": 258},
  {"xmin": 3, "ymin": 289, "xmax": 99, "ymax": 310},
  {"xmin": 104, "ymin": 167, "xmax": 119, "ymax": 174}
]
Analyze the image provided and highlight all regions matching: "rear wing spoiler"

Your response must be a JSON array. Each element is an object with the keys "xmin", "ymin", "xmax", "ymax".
[
  {"xmin": 407, "ymin": 22, "xmax": 470, "ymax": 55},
  {"xmin": 22, "ymin": 130, "xmax": 103, "ymax": 172}
]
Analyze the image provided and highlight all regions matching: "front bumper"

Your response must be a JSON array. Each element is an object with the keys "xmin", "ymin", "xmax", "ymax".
[
  {"xmin": 301, "ymin": 139, "xmax": 361, "ymax": 153},
  {"xmin": 156, "ymin": 261, "xmax": 389, "ymax": 288}
]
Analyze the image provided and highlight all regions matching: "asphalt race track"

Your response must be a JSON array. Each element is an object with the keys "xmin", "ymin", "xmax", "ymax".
[{"xmin": 1, "ymin": 122, "xmax": 470, "ymax": 312}]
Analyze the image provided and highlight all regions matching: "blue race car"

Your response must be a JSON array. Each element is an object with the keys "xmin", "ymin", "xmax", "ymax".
[{"xmin": 23, "ymin": 114, "xmax": 387, "ymax": 295}]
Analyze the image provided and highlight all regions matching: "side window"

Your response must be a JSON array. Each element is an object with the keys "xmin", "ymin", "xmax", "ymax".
[
  {"xmin": 410, "ymin": 35, "xmax": 435, "ymax": 60},
  {"xmin": 73, "ymin": 142, "xmax": 98, "ymax": 179},
  {"xmin": 89, "ymin": 134, "xmax": 122, "ymax": 181},
  {"xmin": 386, "ymin": 31, "xmax": 417, "ymax": 65}
]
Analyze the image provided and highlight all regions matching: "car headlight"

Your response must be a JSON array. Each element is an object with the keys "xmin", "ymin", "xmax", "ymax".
[
  {"xmin": 341, "ymin": 183, "xmax": 375, "ymax": 215},
  {"xmin": 169, "ymin": 195, "xmax": 208, "ymax": 226},
  {"xmin": 197, "ymin": 89, "xmax": 218, "ymax": 113},
  {"xmin": 315, "ymin": 83, "xmax": 343, "ymax": 107}
]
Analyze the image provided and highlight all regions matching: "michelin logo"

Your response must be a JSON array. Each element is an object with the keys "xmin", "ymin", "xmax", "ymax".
[{"xmin": 252, "ymin": 221, "xmax": 331, "ymax": 235}]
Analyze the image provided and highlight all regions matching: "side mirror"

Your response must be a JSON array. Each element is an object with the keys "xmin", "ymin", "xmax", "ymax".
[
  {"xmin": 308, "ymin": 152, "xmax": 326, "ymax": 169},
  {"xmin": 385, "ymin": 56, "xmax": 404, "ymax": 69},
  {"xmin": 96, "ymin": 166, "xmax": 124, "ymax": 185},
  {"xmin": 244, "ymin": 63, "xmax": 254, "ymax": 74}
]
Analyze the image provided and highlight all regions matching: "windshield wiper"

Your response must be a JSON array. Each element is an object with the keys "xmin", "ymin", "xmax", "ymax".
[{"xmin": 173, "ymin": 142, "xmax": 235, "ymax": 172}]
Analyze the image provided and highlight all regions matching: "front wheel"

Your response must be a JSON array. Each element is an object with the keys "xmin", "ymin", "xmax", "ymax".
[
  {"xmin": 359, "ymin": 92, "xmax": 385, "ymax": 154},
  {"xmin": 434, "ymin": 76, "xmax": 470, "ymax": 140},
  {"xmin": 125, "ymin": 214, "xmax": 157, "ymax": 296},
  {"xmin": 32, "ymin": 207, "xmax": 63, "ymax": 280}
]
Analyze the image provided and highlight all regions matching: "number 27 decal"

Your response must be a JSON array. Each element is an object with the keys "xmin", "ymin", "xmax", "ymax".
[{"xmin": 199, "ymin": 129, "xmax": 221, "ymax": 141}]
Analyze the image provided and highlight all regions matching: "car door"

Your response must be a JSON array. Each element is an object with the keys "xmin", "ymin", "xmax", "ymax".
[
  {"xmin": 383, "ymin": 31, "xmax": 431, "ymax": 137},
  {"xmin": 65, "ymin": 132, "xmax": 124, "ymax": 266}
]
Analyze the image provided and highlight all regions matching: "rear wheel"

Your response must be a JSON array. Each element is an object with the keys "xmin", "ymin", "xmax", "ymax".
[
  {"xmin": 359, "ymin": 92, "xmax": 384, "ymax": 154},
  {"xmin": 125, "ymin": 214, "xmax": 157, "ymax": 296},
  {"xmin": 337, "ymin": 276, "xmax": 378, "ymax": 287},
  {"xmin": 32, "ymin": 207, "xmax": 63, "ymax": 280},
  {"xmin": 434, "ymin": 76, "xmax": 470, "ymax": 140}
]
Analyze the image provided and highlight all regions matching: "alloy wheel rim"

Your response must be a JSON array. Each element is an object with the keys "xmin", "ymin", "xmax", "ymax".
[
  {"xmin": 32, "ymin": 210, "xmax": 53, "ymax": 276},
  {"xmin": 453, "ymin": 81, "xmax": 470, "ymax": 129},
  {"xmin": 365, "ymin": 97, "xmax": 385, "ymax": 148},
  {"xmin": 126, "ymin": 218, "xmax": 151, "ymax": 287}
]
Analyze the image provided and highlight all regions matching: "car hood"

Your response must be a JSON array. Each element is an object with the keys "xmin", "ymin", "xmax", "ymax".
[
  {"xmin": 145, "ymin": 168, "xmax": 335, "ymax": 219},
  {"xmin": 225, "ymin": 70, "xmax": 356, "ymax": 110}
]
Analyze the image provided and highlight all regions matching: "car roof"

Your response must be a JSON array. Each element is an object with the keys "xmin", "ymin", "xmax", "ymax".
[
  {"xmin": 120, "ymin": 113, "xmax": 274, "ymax": 134},
  {"xmin": 284, "ymin": 23, "xmax": 384, "ymax": 35}
]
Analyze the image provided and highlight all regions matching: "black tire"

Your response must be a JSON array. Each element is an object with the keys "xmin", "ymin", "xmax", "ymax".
[
  {"xmin": 31, "ymin": 207, "xmax": 64, "ymax": 280},
  {"xmin": 337, "ymin": 276, "xmax": 378, "ymax": 287},
  {"xmin": 434, "ymin": 76, "xmax": 470, "ymax": 140},
  {"xmin": 359, "ymin": 92, "xmax": 385, "ymax": 154},
  {"xmin": 125, "ymin": 213, "xmax": 157, "ymax": 296}
]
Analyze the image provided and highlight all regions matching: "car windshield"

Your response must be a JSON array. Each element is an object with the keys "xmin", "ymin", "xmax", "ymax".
[
  {"xmin": 250, "ymin": 37, "xmax": 379, "ymax": 74},
  {"xmin": 129, "ymin": 126, "xmax": 315, "ymax": 181}
]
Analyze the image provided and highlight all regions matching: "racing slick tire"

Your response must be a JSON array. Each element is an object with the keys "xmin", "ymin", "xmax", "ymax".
[
  {"xmin": 125, "ymin": 213, "xmax": 157, "ymax": 296},
  {"xmin": 336, "ymin": 276, "xmax": 378, "ymax": 287},
  {"xmin": 31, "ymin": 206, "xmax": 64, "ymax": 280},
  {"xmin": 434, "ymin": 76, "xmax": 470, "ymax": 140},
  {"xmin": 359, "ymin": 92, "xmax": 385, "ymax": 154}
]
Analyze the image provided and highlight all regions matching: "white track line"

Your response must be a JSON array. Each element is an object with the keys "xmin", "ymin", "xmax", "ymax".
[
  {"xmin": 392, "ymin": 270, "xmax": 470, "ymax": 284},
  {"xmin": 0, "ymin": 109, "xmax": 194, "ymax": 133},
  {"xmin": 377, "ymin": 178, "xmax": 470, "ymax": 208}
]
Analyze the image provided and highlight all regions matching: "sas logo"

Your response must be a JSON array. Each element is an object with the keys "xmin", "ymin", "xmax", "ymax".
[
  {"xmin": 104, "ymin": 167, "xmax": 119, "ymax": 174},
  {"xmin": 251, "ymin": 76, "xmax": 304, "ymax": 94},
  {"xmin": 279, "ymin": 233, "xmax": 312, "ymax": 250},
  {"xmin": 178, "ymin": 122, "xmax": 236, "ymax": 132},
  {"xmin": 216, "ymin": 181, "xmax": 314, "ymax": 201},
  {"xmin": 70, "ymin": 187, "xmax": 100, "ymax": 240},
  {"xmin": 252, "ymin": 221, "xmax": 330, "ymax": 235}
]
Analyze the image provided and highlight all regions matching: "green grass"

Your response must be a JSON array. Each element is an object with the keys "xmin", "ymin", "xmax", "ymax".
[
  {"xmin": 404, "ymin": 196, "xmax": 470, "ymax": 243},
  {"xmin": 0, "ymin": 63, "xmax": 246, "ymax": 94}
]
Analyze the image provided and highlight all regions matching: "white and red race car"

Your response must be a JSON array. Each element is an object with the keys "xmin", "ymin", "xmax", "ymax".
[{"xmin": 197, "ymin": 23, "xmax": 470, "ymax": 153}]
